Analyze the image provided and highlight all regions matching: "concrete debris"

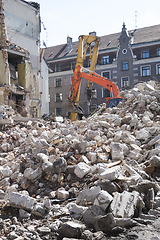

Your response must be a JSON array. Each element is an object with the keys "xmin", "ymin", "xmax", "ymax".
[{"xmin": 0, "ymin": 80, "xmax": 160, "ymax": 239}]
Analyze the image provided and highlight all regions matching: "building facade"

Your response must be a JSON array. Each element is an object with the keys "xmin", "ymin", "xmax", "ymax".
[{"xmin": 44, "ymin": 23, "xmax": 160, "ymax": 118}]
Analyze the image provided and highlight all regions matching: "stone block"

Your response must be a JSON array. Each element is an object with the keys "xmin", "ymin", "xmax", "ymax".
[
  {"xmin": 110, "ymin": 142, "xmax": 124, "ymax": 161},
  {"xmin": 74, "ymin": 162, "xmax": 91, "ymax": 178},
  {"xmin": 100, "ymin": 165, "xmax": 122, "ymax": 181},
  {"xmin": 110, "ymin": 190, "xmax": 139, "ymax": 218},
  {"xmin": 9, "ymin": 192, "xmax": 35, "ymax": 211},
  {"xmin": 77, "ymin": 186, "xmax": 101, "ymax": 204},
  {"xmin": 57, "ymin": 221, "xmax": 86, "ymax": 238},
  {"xmin": 94, "ymin": 190, "xmax": 113, "ymax": 211},
  {"xmin": 92, "ymin": 213, "xmax": 116, "ymax": 232}
]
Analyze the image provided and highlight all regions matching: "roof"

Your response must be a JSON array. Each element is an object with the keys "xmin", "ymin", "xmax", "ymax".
[{"xmin": 44, "ymin": 24, "xmax": 160, "ymax": 62}]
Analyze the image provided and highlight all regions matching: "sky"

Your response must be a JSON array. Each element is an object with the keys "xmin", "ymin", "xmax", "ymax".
[{"xmin": 37, "ymin": 0, "xmax": 160, "ymax": 48}]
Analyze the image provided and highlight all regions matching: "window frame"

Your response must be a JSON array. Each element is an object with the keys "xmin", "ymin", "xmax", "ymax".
[
  {"xmin": 102, "ymin": 70, "xmax": 110, "ymax": 79},
  {"xmin": 102, "ymin": 88, "xmax": 111, "ymax": 98},
  {"xmin": 158, "ymin": 48, "xmax": 160, "ymax": 56},
  {"xmin": 55, "ymin": 64, "xmax": 61, "ymax": 72},
  {"xmin": 55, "ymin": 108, "xmax": 62, "ymax": 116},
  {"xmin": 55, "ymin": 93, "xmax": 63, "ymax": 102},
  {"xmin": 121, "ymin": 76, "xmax": 129, "ymax": 87},
  {"xmin": 54, "ymin": 78, "xmax": 62, "ymax": 87},
  {"xmin": 122, "ymin": 60, "xmax": 129, "ymax": 71},
  {"xmin": 142, "ymin": 50, "xmax": 149, "ymax": 59},
  {"xmin": 102, "ymin": 56, "xmax": 109, "ymax": 65},
  {"xmin": 156, "ymin": 64, "xmax": 160, "ymax": 75},
  {"xmin": 141, "ymin": 65, "xmax": 151, "ymax": 77}
]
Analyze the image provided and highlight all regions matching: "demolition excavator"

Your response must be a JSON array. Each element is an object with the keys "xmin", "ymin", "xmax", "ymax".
[{"xmin": 68, "ymin": 35, "xmax": 122, "ymax": 121}]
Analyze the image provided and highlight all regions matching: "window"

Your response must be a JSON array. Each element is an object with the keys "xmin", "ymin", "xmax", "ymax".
[
  {"xmin": 102, "ymin": 88, "xmax": 111, "ymax": 98},
  {"xmin": 55, "ymin": 78, "xmax": 62, "ymax": 87},
  {"xmin": 156, "ymin": 64, "xmax": 160, "ymax": 75},
  {"xmin": 121, "ymin": 77, "xmax": 129, "ymax": 87},
  {"xmin": 122, "ymin": 61, "xmax": 128, "ymax": 71},
  {"xmin": 55, "ymin": 64, "xmax": 61, "ymax": 72},
  {"xmin": 55, "ymin": 108, "xmax": 62, "ymax": 116},
  {"xmin": 55, "ymin": 93, "xmax": 62, "ymax": 102},
  {"xmin": 142, "ymin": 50, "xmax": 149, "ymax": 59},
  {"xmin": 158, "ymin": 48, "xmax": 160, "ymax": 56},
  {"xmin": 102, "ymin": 56, "xmax": 109, "ymax": 65},
  {"xmin": 141, "ymin": 66, "xmax": 151, "ymax": 76},
  {"xmin": 102, "ymin": 71, "xmax": 110, "ymax": 79},
  {"xmin": 89, "ymin": 104, "xmax": 97, "ymax": 114},
  {"xmin": 91, "ymin": 89, "xmax": 97, "ymax": 98},
  {"xmin": 71, "ymin": 62, "xmax": 76, "ymax": 70}
]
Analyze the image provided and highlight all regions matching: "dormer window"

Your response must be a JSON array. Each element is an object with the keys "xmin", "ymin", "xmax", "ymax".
[
  {"xmin": 142, "ymin": 50, "xmax": 149, "ymax": 59},
  {"xmin": 103, "ymin": 56, "xmax": 109, "ymax": 65}
]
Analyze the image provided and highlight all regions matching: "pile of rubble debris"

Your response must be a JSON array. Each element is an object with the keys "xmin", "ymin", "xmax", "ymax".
[{"xmin": 0, "ymin": 80, "xmax": 160, "ymax": 240}]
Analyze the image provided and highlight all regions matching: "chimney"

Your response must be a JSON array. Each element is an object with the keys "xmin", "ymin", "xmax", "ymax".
[{"xmin": 67, "ymin": 36, "xmax": 72, "ymax": 53}]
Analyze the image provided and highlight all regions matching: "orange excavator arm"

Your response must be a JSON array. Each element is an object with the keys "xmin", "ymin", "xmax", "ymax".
[{"xmin": 69, "ymin": 65, "xmax": 120, "ymax": 103}]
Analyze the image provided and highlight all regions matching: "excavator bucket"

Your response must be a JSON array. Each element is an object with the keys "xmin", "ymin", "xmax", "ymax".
[{"xmin": 68, "ymin": 101, "xmax": 84, "ymax": 114}]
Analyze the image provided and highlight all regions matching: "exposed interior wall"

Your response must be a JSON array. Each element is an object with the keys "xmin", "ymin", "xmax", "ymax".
[
  {"xmin": 0, "ymin": 50, "xmax": 9, "ymax": 85},
  {"xmin": 18, "ymin": 62, "xmax": 32, "ymax": 90}
]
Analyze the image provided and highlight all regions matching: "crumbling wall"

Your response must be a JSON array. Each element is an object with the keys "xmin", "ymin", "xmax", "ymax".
[{"xmin": 0, "ymin": 0, "xmax": 9, "ymax": 85}]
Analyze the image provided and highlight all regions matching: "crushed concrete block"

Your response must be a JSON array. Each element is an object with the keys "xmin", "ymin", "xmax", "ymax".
[
  {"xmin": 36, "ymin": 153, "xmax": 49, "ymax": 162},
  {"xmin": 28, "ymin": 167, "xmax": 42, "ymax": 183},
  {"xmin": 9, "ymin": 192, "xmax": 35, "ymax": 211},
  {"xmin": 41, "ymin": 160, "xmax": 53, "ymax": 175},
  {"xmin": 110, "ymin": 142, "xmax": 124, "ymax": 161},
  {"xmin": 0, "ymin": 177, "xmax": 10, "ymax": 189},
  {"xmin": 67, "ymin": 202, "xmax": 88, "ymax": 214},
  {"xmin": 115, "ymin": 218, "xmax": 139, "ymax": 228},
  {"xmin": 53, "ymin": 157, "xmax": 67, "ymax": 173},
  {"xmin": 92, "ymin": 213, "xmax": 116, "ymax": 233},
  {"xmin": 94, "ymin": 190, "xmax": 113, "ymax": 211},
  {"xmin": 82, "ymin": 205, "xmax": 106, "ymax": 227},
  {"xmin": 110, "ymin": 191, "xmax": 139, "ymax": 218},
  {"xmin": 121, "ymin": 131, "xmax": 137, "ymax": 144},
  {"xmin": 56, "ymin": 188, "xmax": 69, "ymax": 200},
  {"xmin": 32, "ymin": 203, "xmax": 46, "ymax": 217},
  {"xmin": 144, "ymin": 83, "xmax": 155, "ymax": 92},
  {"xmin": 87, "ymin": 152, "xmax": 97, "ymax": 164},
  {"xmin": 19, "ymin": 209, "xmax": 31, "ymax": 218},
  {"xmin": 57, "ymin": 221, "xmax": 86, "ymax": 238},
  {"xmin": 135, "ymin": 128, "xmax": 151, "ymax": 140},
  {"xmin": 74, "ymin": 162, "xmax": 91, "ymax": 178},
  {"xmin": 121, "ymin": 114, "xmax": 132, "ymax": 124},
  {"xmin": 149, "ymin": 155, "xmax": 160, "ymax": 167},
  {"xmin": 74, "ymin": 141, "xmax": 88, "ymax": 153},
  {"xmin": 35, "ymin": 139, "xmax": 49, "ymax": 149},
  {"xmin": 79, "ymin": 155, "xmax": 90, "ymax": 164},
  {"xmin": 99, "ymin": 121, "xmax": 110, "ymax": 128},
  {"xmin": 77, "ymin": 186, "xmax": 101, "ymax": 204},
  {"xmin": 147, "ymin": 134, "xmax": 160, "ymax": 146},
  {"xmin": 100, "ymin": 165, "xmax": 122, "ymax": 181}
]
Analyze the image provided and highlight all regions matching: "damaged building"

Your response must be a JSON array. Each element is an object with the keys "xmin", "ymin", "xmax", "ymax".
[{"xmin": 0, "ymin": 0, "xmax": 44, "ymax": 117}]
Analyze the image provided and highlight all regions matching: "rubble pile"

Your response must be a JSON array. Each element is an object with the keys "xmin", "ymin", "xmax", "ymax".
[{"xmin": 0, "ymin": 81, "xmax": 160, "ymax": 239}]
